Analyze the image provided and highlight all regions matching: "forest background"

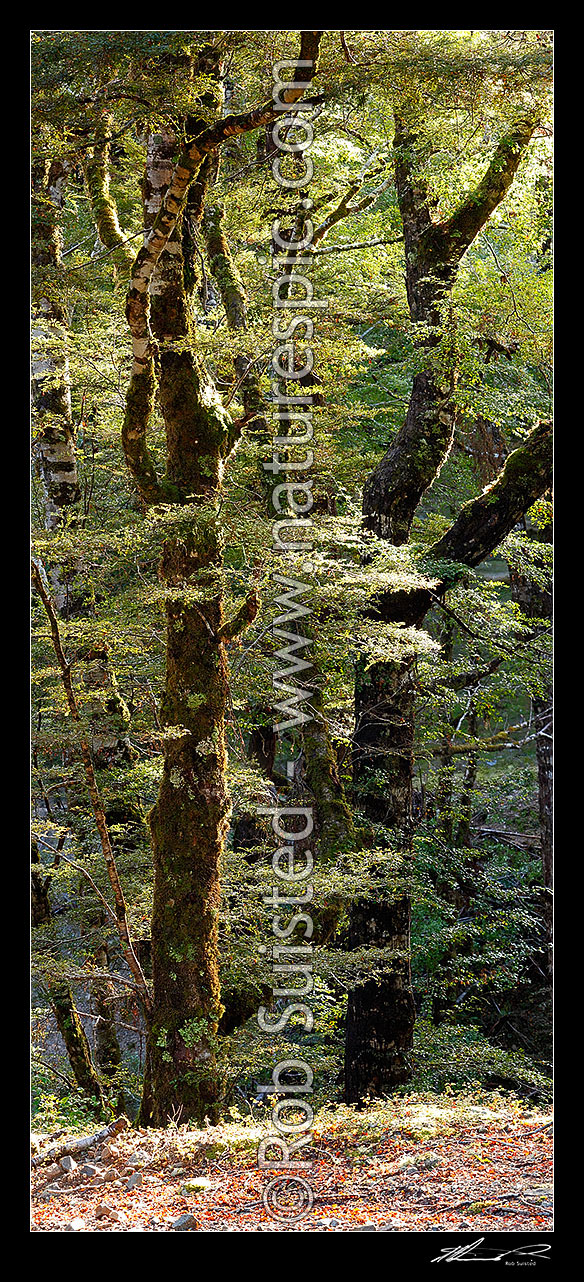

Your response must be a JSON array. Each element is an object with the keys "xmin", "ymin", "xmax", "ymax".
[{"xmin": 30, "ymin": 27, "xmax": 553, "ymax": 1177}]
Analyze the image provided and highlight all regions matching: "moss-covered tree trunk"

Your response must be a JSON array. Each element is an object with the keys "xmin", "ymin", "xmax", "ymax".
[
  {"xmin": 31, "ymin": 159, "xmax": 80, "ymax": 612},
  {"xmin": 345, "ymin": 98, "xmax": 542, "ymax": 1100},
  {"xmin": 49, "ymin": 982, "xmax": 105, "ymax": 1112},
  {"xmin": 32, "ymin": 842, "xmax": 105, "ymax": 1111},
  {"xmin": 130, "ymin": 122, "xmax": 251, "ymax": 1124},
  {"xmin": 118, "ymin": 35, "xmax": 322, "ymax": 1123}
]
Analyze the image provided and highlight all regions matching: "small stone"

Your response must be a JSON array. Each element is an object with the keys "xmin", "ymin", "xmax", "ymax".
[
  {"xmin": 126, "ymin": 1149, "xmax": 150, "ymax": 1168},
  {"xmin": 127, "ymin": 1171, "xmax": 143, "ymax": 1190},
  {"xmin": 95, "ymin": 1203, "xmax": 117, "ymax": 1219},
  {"xmin": 356, "ymin": 1223, "xmax": 376, "ymax": 1231},
  {"xmin": 66, "ymin": 1217, "xmax": 86, "ymax": 1232},
  {"xmin": 60, "ymin": 1155, "xmax": 77, "ymax": 1172},
  {"xmin": 80, "ymin": 1163, "xmax": 99, "ymax": 1178},
  {"xmin": 43, "ymin": 1163, "xmax": 61, "ymax": 1181},
  {"xmin": 101, "ymin": 1143, "xmax": 119, "ymax": 1161},
  {"xmin": 170, "ymin": 1213, "xmax": 198, "ymax": 1231},
  {"xmin": 94, "ymin": 1208, "xmax": 126, "ymax": 1225}
]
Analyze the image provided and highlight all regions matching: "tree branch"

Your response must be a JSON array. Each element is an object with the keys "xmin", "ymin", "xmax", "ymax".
[
  {"xmin": 121, "ymin": 32, "xmax": 322, "ymax": 501},
  {"xmin": 375, "ymin": 420, "xmax": 553, "ymax": 627},
  {"xmin": 83, "ymin": 109, "xmax": 135, "ymax": 270},
  {"xmin": 218, "ymin": 590, "xmax": 260, "ymax": 643},
  {"xmin": 434, "ymin": 113, "xmax": 539, "ymax": 264},
  {"xmin": 427, "ymin": 420, "xmax": 552, "ymax": 571}
]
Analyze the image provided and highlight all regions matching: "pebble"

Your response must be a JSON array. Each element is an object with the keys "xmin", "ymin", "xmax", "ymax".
[
  {"xmin": 95, "ymin": 1203, "xmax": 117, "ymax": 1220},
  {"xmin": 66, "ymin": 1218, "xmax": 86, "ymax": 1232},
  {"xmin": 126, "ymin": 1150, "xmax": 150, "ymax": 1168},
  {"xmin": 60, "ymin": 1155, "xmax": 77, "ymax": 1172},
  {"xmin": 170, "ymin": 1213, "xmax": 198, "ymax": 1231},
  {"xmin": 126, "ymin": 1171, "xmax": 143, "ymax": 1190},
  {"xmin": 80, "ymin": 1164, "xmax": 99, "ymax": 1179}
]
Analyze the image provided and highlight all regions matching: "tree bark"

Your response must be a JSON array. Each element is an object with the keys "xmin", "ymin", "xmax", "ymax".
[
  {"xmin": 124, "ymin": 37, "xmax": 323, "ymax": 1122},
  {"xmin": 345, "ymin": 96, "xmax": 544, "ymax": 1102},
  {"xmin": 48, "ymin": 982, "xmax": 105, "ymax": 1113},
  {"xmin": 31, "ymin": 160, "xmax": 80, "ymax": 609},
  {"xmin": 344, "ymin": 895, "xmax": 415, "ymax": 1101},
  {"xmin": 509, "ymin": 523, "xmax": 552, "ymax": 975}
]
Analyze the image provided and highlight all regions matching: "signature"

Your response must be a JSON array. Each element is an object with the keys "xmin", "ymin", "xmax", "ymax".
[{"xmin": 432, "ymin": 1238, "xmax": 551, "ymax": 1263}]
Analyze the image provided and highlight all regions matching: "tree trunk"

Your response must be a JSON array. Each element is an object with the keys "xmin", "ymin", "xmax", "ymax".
[
  {"xmin": 31, "ymin": 160, "xmax": 80, "ymax": 611},
  {"xmin": 134, "ymin": 123, "xmax": 243, "ymax": 1124},
  {"xmin": 344, "ymin": 895, "xmax": 415, "ymax": 1101},
  {"xmin": 345, "ymin": 97, "xmax": 542, "ymax": 1100},
  {"xmin": 509, "ymin": 522, "xmax": 553, "ymax": 975},
  {"xmin": 49, "ymin": 982, "xmax": 105, "ymax": 1112}
]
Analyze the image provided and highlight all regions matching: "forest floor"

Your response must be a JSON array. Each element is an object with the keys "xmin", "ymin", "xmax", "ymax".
[{"xmin": 31, "ymin": 1093, "xmax": 552, "ymax": 1232}]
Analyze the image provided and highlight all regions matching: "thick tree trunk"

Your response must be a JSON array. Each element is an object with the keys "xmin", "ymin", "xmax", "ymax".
[
  {"xmin": 347, "ymin": 654, "xmax": 416, "ymax": 1095},
  {"xmin": 146, "ymin": 524, "xmax": 232, "ymax": 1123},
  {"xmin": 134, "ymin": 123, "xmax": 248, "ymax": 1124},
  {"xmin": 353, "ymin": 656, "xmax": 415, "ymax": 826},
  {"xmin": 344, "ymin": 895, "xmax": 415, "ymax": 1100},
  {"xmin": 345, "ymin": 99, "xmax": 541, "ymax": 1101}
]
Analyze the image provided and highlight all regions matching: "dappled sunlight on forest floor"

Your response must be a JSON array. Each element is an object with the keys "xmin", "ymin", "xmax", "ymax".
[{"xmin": 31, "ymin": 1095, "xmax": 552, "ymax": 1232}]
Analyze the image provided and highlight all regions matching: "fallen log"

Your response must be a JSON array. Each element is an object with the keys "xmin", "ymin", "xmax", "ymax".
[{"xmin": 31, "ymin": 1115, "xmax": 128, "ymax": 1169}]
